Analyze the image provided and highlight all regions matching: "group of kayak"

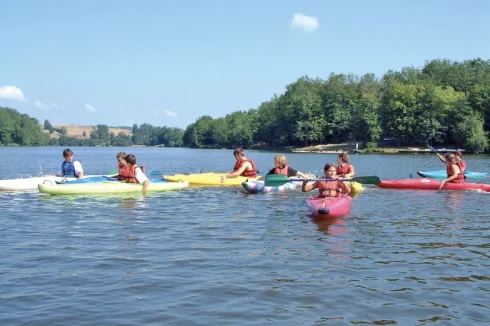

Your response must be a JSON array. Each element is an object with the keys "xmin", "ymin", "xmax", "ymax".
[
  {"xmin": 165, "ymin": 149, "xmax": 364, "ymax": 218},
  {"xmin": 0, "ymin": 147, "xmax": 488, "ymax": 219}
]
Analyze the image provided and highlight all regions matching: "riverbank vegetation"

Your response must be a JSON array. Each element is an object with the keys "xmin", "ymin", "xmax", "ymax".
[{"xmin": 1, "ymin": 58, "xmax": 489, "ymax": 153}]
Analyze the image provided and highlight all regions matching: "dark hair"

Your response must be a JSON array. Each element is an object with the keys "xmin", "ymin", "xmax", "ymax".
[
  {"xmin": 125, "ymin": 154, "xmax": 137, "ymax": 165},
  {"xmin": 63, "ymin": 148, "xmax": 73, "ymax": 158},
  {"xmin": 324, "ymin": 163, "xmax": 336, "ymax": 171},
  {"xmin": 233, "ymin": 148, "xmax": 245, "ymax": 158},
  {"xmin": 116, "ymin": 152, "xmax": 127, "ymax": 159}
]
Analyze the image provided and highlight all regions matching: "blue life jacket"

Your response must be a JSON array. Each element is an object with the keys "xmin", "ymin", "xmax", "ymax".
[{"xmin": 61, "ymin": 161, "xmax": 77, "ymax": 177}]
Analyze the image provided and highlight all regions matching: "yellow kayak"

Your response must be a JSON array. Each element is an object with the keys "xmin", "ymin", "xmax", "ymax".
[
  {"xmin": 163, "ymin": 173, "xmax": 260, "ymax": 186},
  {"xmin": 349, "ymin": 181, "xmax": 363, "ymax": 196}
]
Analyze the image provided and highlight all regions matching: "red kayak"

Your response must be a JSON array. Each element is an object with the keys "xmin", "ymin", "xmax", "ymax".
[
  {"xmin": 377, "ymin": 178, "xmax": 490, "ymax": 192},
  {"xmin": 306, "ymin": 195, "xmax": 352, "ymax": 218}
]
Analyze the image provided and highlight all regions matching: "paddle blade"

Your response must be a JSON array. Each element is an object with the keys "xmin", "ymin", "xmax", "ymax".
[
  {"xmin": 427, "ymin": 145, "xmax": 437, "ymax": 152},
  {"xmin": 264, "ymin": 174, "xmax": 293, "ymax": 186},
  {"xmin": 149, "ymin": 170, "xmax": 162, "ymax": 176},
  {"xmin": 351, "ymin": 176, "xmax": 382, "ymax": 185}
]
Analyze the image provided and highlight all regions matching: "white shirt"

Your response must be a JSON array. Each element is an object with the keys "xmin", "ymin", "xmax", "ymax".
[{"xmin": 134, "ymin": 167, "xmax": 148, "ymax": 184}]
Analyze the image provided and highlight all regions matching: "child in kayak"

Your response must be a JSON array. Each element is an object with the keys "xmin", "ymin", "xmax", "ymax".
[
  {"xmin": 59, "ymin": 148, "xmax": 84, "ymax": 179},
  {"xmin": 440, "ymin": 153, "xmax": 465, "ymax": 189},
  {"xmin": 302, "ymin": 163, "xmax": 351, "ymax": 197},
  {"xmin": 437, "ymin": 151, "xmax": 466, "ymax": 177},
  {"xmin": 114, "ymin": 151, "xmax": 146, "ymax": 179},
  {"xmin": 266, "ymin": 155, "xmax": 307, "ymax": 178},
  {"xmin": 336, "ymin": 152, "xmax": 355, "ymax": 178},
  {"xmin": 221, "ymin": 147, "xmax": 257, "ymax": 182},
  {"xmin": 121, "ymin": 154, "xmax": 149, "ymax": 193}
]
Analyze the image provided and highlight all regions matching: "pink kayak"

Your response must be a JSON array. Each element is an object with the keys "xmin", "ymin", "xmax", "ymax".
[
  {"xmin": 377, "ymin": 178, "xmax": 490, "ymax": 192},
  {"xmin": 306, "ymin": 195, "xmax": 352, "ymax": 218}
]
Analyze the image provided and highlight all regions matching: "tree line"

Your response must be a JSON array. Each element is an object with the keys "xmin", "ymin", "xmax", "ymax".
[
  {"xmin": 184, "ymin": 58, "xmax": 490, "ymax": 153},
  {"xmin": 1, "ymin": 58, "xmax": 489, "ymax": 152}
]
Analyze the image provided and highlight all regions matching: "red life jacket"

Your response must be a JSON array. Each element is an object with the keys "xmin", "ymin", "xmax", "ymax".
[
  {"xmin": 233, "ymin": 159, "xmax": 257, "ymax": 177},
  {"xmin": 458, "ymin": 160, "xmax": 466, "ymax": 174},
  {"xmin": 336, "ymin": 163, "xmax": 351, "ymax": 177},
  {"xmin": 446, "ymin": 163, "xmax": 465, "ymax": 183},
  {"xmin": 317, "ymin": 179, "xmax": 342, "ymax": 198},
  {"xmin": 274, "ymin": 165, "xmax": 289, "ymax": 177},
  {"xmin": 119, "ymin": 165, "xmax": 138, "ymax": 183}
]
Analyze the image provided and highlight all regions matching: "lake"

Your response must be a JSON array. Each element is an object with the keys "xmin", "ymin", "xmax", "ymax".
[{"xmin": 1, "ymin": 147, "xmax": 489, "ymax": 325}]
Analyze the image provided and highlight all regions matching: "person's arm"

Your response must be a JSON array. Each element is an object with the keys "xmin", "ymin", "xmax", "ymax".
[
  {"xmin": 74, "ymin": 161, "xmax": 84, "ymax": 179},
  {"xmin": 339, "ymin": 180, "xmax": 351, "ymax": 194},
  {"xmin": 302, "ymin": 176, "xmax": 318, "ymax": 192},
  {"xmin": 440, "ymin": 165, "xmax": 460, "ymax": 188},
  {"xmin": 141, "ymin": 179, "xmax": 149, "ymax": 194},
  {"xmin": 291, "ymin": 167, "xmax": 307, "ymax": 179},
  {"xmin": 135, "ymin": 167, "xmax": 149, "ymax": 193},
  {"xmin": 345, "ymin": 165, "xmax": 355, "ymax": 178},
  {"xmin": 437, "ymin": 154, "xmax": 445, "ymax": 163},
  {"xmin": 223, "ymin": 162, "xmax": 251, "ymax": 179}
]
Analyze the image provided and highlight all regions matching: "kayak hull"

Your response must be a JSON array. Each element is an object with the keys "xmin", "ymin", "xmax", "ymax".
[
  {"xmin": 0, "ymin": 175, "xmax": 103, "ymax": 191},
  {"xmin": 164, "ymin": 173, "xmax": 259, "ymax": 186},
  {"xmin": 38, "ymin": 180, "xmax": 188, "ymax": 195},
  {"xmin": 417, "ymin": 170, "xmax": 487, "ymax": 179},
  {"xmin": 378, "ymin": 179, "xmax": 490, "ymax": 192},
  {"xmin": 307, "ymin": 195, "xmax": 352, "ymax": 218},
  {"xmin": 242, "ymin": 180, "xmax": 362, "ymax": 195},
  {"xmin": 241, "ymin": 180, "xmax": 300, "ymax": 193},
  {"xmin": 55, "ymin": 175, "xmax": 120, "ymax": 184}
]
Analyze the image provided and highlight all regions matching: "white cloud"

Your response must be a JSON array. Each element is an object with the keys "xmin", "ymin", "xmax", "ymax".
[
  {"xmin": 291, "ymin": 13, "xmax": 319, "ymax": 33},
  {"xmin": 85, "ymin": 104, "xmax": 98, "ymax": 113},
  {"xmin": 52, "ymin": 102, "xmax": 59, "ymax": 109},
  {"xmin": 164, "ymin": 109, "xmax": 178, "ymax": 117},
  {"xmin": 0, "ymin": 85, "xmax": 28, "ymax": 102},
  {"xmin": 34, "ymin": 100, "xmax": 49, "ymax": 110}
]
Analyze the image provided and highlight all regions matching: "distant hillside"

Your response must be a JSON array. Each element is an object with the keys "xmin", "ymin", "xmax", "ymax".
[{"xmin": 45, "ymin": 124, "xmax": 132, "ymax": 139}]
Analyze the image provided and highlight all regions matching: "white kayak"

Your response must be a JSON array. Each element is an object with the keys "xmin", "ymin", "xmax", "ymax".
[
  {"xmin": 38, "ymin": 180, "xmax": 189, "ymax": 195},
  {"xmin": 0, "ymin": 175, "xmax": 99, "ymax": 191}
]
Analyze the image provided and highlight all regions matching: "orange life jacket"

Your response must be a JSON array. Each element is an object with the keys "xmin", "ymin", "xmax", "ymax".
[
  {"xmin": 336, "ymin": 163, "xmax": 351, "ymax": 178},
  {"xmin": 317, "ymin": 179, "xmax": 342, "ymax": 198},
  {"xmin": 233, "ymin": 159, "xmax": 257, "ymax": 177},
  {"xmin": 274, "ymin": 165, "xmax": 289, "ymax": 177},
  {"xmin": 446, "ymin": 163, "xmax": 465, "ymax": 183},
  {"xmin": 119, "ymin": 165, "xmax": 138, "ymax": 183}
]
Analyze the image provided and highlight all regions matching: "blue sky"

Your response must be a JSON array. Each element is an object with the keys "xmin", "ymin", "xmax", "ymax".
[{"xmin": 1, "ymin": 0, "xmax": 489, "ymax": 129}]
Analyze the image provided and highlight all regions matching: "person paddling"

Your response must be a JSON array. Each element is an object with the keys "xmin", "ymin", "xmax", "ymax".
[
  {"xmin": 336, "ymin": 152, "xmax": 355, "ymax": 178},
  {"xmin": 440, "ymin": 153, "xmax": 465, "ymax": 189},
  {"xmin": 437, "ymin": 150, "xmax": 466, "ymax": 178},
  {"xmin": 302, "ymin": 163, "xmax": 351, "ymax": 197},
  {"xmin": 265, "ymin": 155, "xmax": 307, "ymax": 178},
  {"xmin": 59, "ymin": 148, "xmax": 84, "ymax": 179},
  {"xmin": 221, "ymin": 147, "xmax": 257, "ymax": 182}
]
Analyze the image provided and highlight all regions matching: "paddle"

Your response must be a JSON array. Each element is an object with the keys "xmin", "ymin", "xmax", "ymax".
[
  {"xmin": 427, "ymin": 145, "xmax": 446, "ymax": 163},
  {"xmin": 427, "ymin": 145, "xmax": 436, "ymax": 152},
  {"xmin": 264, "ymin": 174, "xmax": 381, "ymax": 187}
]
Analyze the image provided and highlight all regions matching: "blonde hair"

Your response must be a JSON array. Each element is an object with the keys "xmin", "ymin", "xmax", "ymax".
[
  {"xmin": 445, "ymin": 153, "xmax": 456, "ymax": 162},
  {"xmin": 274, "ymin": 155, "xmax": 288, "ymax": 169}
]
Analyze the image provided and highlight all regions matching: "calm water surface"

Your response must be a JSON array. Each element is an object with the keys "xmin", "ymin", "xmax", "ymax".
[{"xmin": 1, "ymin": 147, "xmax": 489, "ymax": 325}]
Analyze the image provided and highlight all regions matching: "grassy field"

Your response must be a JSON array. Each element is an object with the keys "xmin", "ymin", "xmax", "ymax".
[{"xmin": 46, "ymin": 124, "xmax": 132, "ymax": 139}]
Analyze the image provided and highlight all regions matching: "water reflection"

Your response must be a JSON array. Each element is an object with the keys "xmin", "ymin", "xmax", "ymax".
[{"xmin": 310, "ymin": 216, "xmax": 348, "ymax": 236}]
